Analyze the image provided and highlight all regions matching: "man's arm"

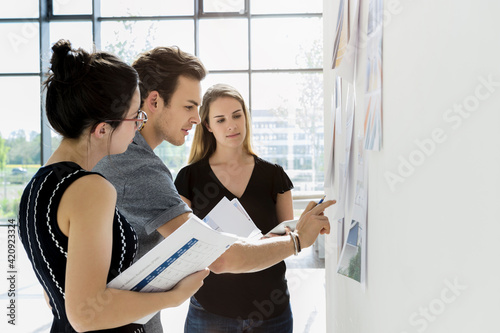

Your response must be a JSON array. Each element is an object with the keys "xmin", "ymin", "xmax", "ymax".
[
  {"xmin": 156, "ymin": 211, "xmax": 192, "ymax": 238},
  {"xmin": 155, "ymin": 200, "xmax": 295, "ymax": 273},
  {"xmin": 210, "ymin": 200, "xmax": 332, "ymax": 273},
  {"xmin": 209, "ymin": 236, "xmax": 295, "ymax": 274},
  {"xmin": 172, "ymin": 197, "xmax": 334, "ymax": 274}
]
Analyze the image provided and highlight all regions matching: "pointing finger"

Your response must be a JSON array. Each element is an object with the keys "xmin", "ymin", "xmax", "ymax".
[{"xmin": 310, "ymin": 200, "xmax": 336, "ymax": 215}]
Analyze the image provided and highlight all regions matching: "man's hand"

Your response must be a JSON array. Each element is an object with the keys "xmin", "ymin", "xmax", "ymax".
[{"xmin": 294, "ymin": 200, "xmax": 335, "ymax": 249}]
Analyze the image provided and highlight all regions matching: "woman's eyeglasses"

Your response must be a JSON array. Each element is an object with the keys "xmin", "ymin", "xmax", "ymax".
[{"xmin": 106, "ymin": 110, "xmax": 148, "ymax": 131}]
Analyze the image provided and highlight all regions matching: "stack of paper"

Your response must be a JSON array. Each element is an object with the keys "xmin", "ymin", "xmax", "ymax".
[{"xmin": 203, "ymin": 197, "xmax": 262, "ymax": 239}]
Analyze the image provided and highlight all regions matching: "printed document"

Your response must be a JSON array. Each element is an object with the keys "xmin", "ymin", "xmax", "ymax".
[
  {"xmin": 203, "ymin": 197, "xmax": 262, "ymax": 239},
  {"xmin": 107, "ymin": 214, "xmax": 238, "ymax": 324}
]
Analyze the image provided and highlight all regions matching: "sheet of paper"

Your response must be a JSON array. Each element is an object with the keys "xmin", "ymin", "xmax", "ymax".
[
  {"xmin": 230, "ymin": 198, "xmax": 263, "ymax": 239},
  {"xmin": 107, "ymin": 214, "xmax": 238, "ymax": 324},
  {"xmin": 230, "ymin": 198, "xmax": 252, "ymax": 220},
  {"xmin": 332, "ymin": 81, "xmax": 355, "ymax": 221},
  {"xmin": 364, "ymin": 0, "xmax": 384, "ymax": 151},
  {"xmin": 332, "ymin": 0, "xmax": 349, "ymax": 69},
  {"xmin": 324, "ymin": 80, "xmax": 339, "ymax": 190},
  {"xmin": 203, "ymin": 197, "xmax": 261, "ymax": 238},
  {"xmin": 337, "ymin": 217, "xmax": 345, "ymax": 261},
  {"xmin": 336, "ymin": 219, "xmax": 362, "ymax": 283},
  {"xmin": 265, "ymin": 219, "xmax": 298, "ymax": 236},
  {"xmin": 337, "ymin": 0, "xmax": 361, "ymax": 83},
  {"xmin": 337, "ymin": 135, "xmax": 368, "ymax": 289}
]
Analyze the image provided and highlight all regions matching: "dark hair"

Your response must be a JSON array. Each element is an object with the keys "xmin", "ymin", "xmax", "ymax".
[
  {"xmin": 44, "ymin": 39, "xmax": 139, "ymax": 139},
  {"xmin": 132, "ymin": 46, "xmax": 207, "ymax": 106}
]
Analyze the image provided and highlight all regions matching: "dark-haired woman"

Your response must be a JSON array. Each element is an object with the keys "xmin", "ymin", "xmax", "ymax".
[{"xmin": 17, "ymin": 40, "xmax": 208, "ymax": 333}]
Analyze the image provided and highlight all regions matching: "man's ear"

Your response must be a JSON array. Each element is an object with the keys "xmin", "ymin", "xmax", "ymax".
[
  {"xmin": 145, "ymin": 91, "xmax": 161, "ymax": 114},
  {"xmin": 92, "ymin": 122, "xmax": 107, "ymax": 139}
]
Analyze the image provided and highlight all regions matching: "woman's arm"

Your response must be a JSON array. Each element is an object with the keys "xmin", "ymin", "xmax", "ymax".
[
  {"xmin": 43, "ymin": 290, "xmax": 51, "ymax": 310},
  {"xmin": 275, "ymin": 190, "xmax": 294, "ymax": 223},
  {"xmin": 61, "ymin": 175, "xmax": 208, "ymax": 332}
]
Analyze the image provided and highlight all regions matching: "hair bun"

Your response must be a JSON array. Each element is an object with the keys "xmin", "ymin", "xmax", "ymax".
[
  {"xmin": 51, "ymin": 39, "xmax": 72, "ymax": 59},
  {"xmin": 50, "ymin": 39, "xmax": 89, "ymax": 84}
]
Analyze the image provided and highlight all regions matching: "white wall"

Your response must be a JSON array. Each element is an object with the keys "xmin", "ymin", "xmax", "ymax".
[{"xmin": 323, "ymin": 1, "xmax": 500, "ymax": 333}]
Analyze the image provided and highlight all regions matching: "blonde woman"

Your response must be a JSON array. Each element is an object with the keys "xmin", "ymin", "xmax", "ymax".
[{"xmin": 175, "ymin": 84, "xmax": 296, "ymax": 332}]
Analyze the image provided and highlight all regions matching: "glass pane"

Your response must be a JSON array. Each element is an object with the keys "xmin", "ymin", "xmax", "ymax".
[
  {"xmin": 202, "ymin": 73, "xmax": 249, "ymax": 104},
  {"xmin": 0, "ymin": 76, "xmax": 41, "ymax": 220},
  {"xmin": 252, "ymin": 72, "xmax": 324, "ymax": 192},
  {"xmin": 50, "ymin": 22, "xmax": 94, "ymax": 53},
  {"xmin": 0, "ymin": 76, "xmax": 40, "ymax": 143},
  {"xmin": 51, "ymin": 131, "xmax": 62, "ymax": 155},
  {"xmin": 251, "ymin": 0, "xmax": 322, "ymax": 14},
  {"xmin": 101, "ymin": 0, "xmax": 194, "ymax": 17},
  {"xmin": 252, "ymin": 17, "xmax": 322, "ymax": 70},
  {"xmin": 199, "ymin": 19, "xmax": 248, "ymax": 70},
  {"xmin": 102, "ymin": 20, "xmax": 195, "ymax": 65},
  {"xmin": 203, "ymin": 0, "xmax": 245, "ymax": 13},
  {"xmin": 0, "ymin": 23, "xmax": 40, "ymax": 73},
  {"xmin": 53, "ymin": 0, "xmax": 92, "ymax": 15},
  {"xmin": 0, "ymin": 0, "xmax": 38, "ymax": 18},
  {"xmin": 155, "ymin": 140, "xmax": 191, "ymax": 177}
]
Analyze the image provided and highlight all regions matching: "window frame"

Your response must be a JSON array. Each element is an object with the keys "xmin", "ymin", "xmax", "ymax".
[
  {"xmin": 198, "ymin": 0, "xmax": 248, "ymax": 16},
  {"xmin": 1, "ymin": 0, "xmax": 323, "ymax": 198}
]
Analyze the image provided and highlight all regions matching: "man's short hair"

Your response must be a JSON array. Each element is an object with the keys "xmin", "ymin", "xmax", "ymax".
[{"xmin": 132, "ymin": 46, "xmax": 207, "ymax": 106}]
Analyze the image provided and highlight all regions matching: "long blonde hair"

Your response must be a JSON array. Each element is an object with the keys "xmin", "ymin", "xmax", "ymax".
[{"xmin": 188, "ymin": 83, "xmax": 256, "ymax": 164}]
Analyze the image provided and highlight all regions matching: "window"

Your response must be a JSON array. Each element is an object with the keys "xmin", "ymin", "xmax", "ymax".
[
  {"xmin": 52, "ymin": 0, "xmax": 92, "ymax": 15},
  {"xmin": 202, "ymin": 0, "xmax": 246, "ymax": 14},
  {"xmin": 0, "ymin": 5, "xmax": 41, "ymax": 220},
  {"xmin": 0, "ymin": 0, "xmax": 324, "ymax": 223},
  {"xmin": 0, "ymin": 3, "xmax": 325, "ymax": 330}
]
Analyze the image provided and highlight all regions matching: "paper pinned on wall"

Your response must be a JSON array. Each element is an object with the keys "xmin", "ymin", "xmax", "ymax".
[
  {"xmin": 337, "ymin": 134, "xmax": 368, "ymax": 288},
  {"xmin": 337, "ymin": 0, "xmax": 361, "ymax": 84},
  {"xmin": 364, "ymin": 0, "xmax": 384, "ymax": 151},
  {"xmin": 337, "ymin": 219, "xmax": 362, "ymax": 282},
  {"xmin": 337, "ymin": 217, "xmax": 345, "ymax": 261},
  {"xmin": 332, "ymin": 0, "xmax": 349, "ymax": 69},
  {"xmin": 331, "ymin": 80, "xmax": 355, "ymax": 222},
  {"xmin": 325, "ymin": 76, "xmax": 342, "ymax": 190}
]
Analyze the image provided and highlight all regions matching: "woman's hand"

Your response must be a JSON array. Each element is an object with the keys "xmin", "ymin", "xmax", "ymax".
[{"xmin": 170, "ymin": 268, "xmax": 210, "ymax": 306}]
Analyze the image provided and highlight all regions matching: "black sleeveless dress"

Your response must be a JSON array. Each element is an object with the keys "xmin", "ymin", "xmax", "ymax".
[{"xmin": 18, "ymin": 162, "xmax": 142, "ymax": 333}]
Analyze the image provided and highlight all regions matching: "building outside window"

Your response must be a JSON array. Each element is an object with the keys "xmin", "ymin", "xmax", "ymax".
[{"xmin": 0, "ymin": 0, "xmax": 324, "ymax": 221}]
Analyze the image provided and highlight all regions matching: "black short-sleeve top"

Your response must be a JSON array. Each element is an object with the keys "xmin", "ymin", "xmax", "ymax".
[{"xmin": 174, "ymin": 155, "xmax": 294, "ymax": 319}]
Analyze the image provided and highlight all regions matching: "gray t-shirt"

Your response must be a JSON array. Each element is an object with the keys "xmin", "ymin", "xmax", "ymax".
[{"xmin": 94, "ymin": 131, "xmax": 191, "ymax": 333}]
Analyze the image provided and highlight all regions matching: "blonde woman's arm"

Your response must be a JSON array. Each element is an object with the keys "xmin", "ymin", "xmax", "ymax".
[{"xmin": 275, "ymin": 190, "xmax": 294, "ymax": 223}]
